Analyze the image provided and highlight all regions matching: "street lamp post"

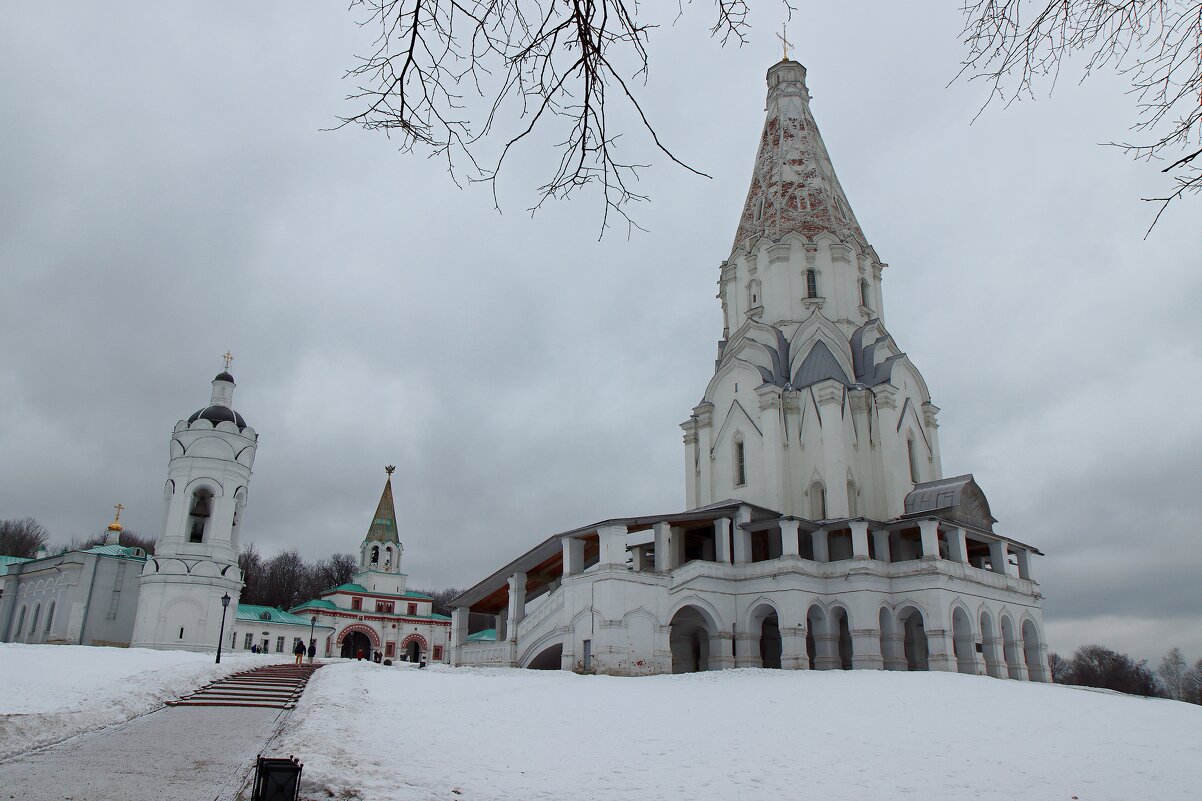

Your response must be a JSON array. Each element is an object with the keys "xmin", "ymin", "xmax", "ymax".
[
  {"xmin": 216, "ymin": 592, "xmax": 231, "ymax": 664},
  {"xmin": 309, "ymin": 615, "xmax": 317, "ymax": 660}
]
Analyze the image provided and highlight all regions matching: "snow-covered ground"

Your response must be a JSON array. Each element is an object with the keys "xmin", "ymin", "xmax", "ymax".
[
  {"xmin": 0, "ymin": 643, "xmax": 290, "ymax": 760},
  {"xmin": 278, "ymin": 662, "xmax": 1202, "ymax": 801}
]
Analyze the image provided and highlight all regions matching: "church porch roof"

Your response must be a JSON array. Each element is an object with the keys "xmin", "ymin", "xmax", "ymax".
[{"xmin": 237, "ymin": 604, "xmax": 336, "ymax": 629}]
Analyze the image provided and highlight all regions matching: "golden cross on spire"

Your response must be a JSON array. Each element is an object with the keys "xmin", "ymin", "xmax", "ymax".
[
  {"xmin": 222, "ymin": 351, "xmax": 235, "ymax": 371},
  {"xmin": 113, "ymin": 503, "xmax": 124, "ymax": 522},
  {"xmin": 385, "ymin": 465, "xmax": 396, "ymax": 476},
  {"xmin": 776, "ymin": 23, "xmax": 793, "ymax": 61}
]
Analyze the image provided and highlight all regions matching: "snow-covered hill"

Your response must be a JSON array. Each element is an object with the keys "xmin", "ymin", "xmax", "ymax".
[
  {"xmin": 3, "ymin": 647, "xmax": 1197, "ymax": 799},
  {"xmin": 278, "ymin": 661, "xmax": 1202, "ymax": 801},
  {"xmin": 0, "ymin": 643, "xmax": 290, "ymax": 760}
]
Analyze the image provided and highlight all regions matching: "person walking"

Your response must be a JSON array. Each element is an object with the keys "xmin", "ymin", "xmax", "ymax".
[
  {"xmin": 293, "ymin": 638, "xmax": 306, "ymax": 665},
  {"xmin": 307, "ymin": 639, "xmax": 317, "ymax": 665}
]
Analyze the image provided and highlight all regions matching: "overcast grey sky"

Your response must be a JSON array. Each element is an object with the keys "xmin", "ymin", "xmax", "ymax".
[{"xmin": 1, "ymin": 3, "xmax": 1197, "ymax": 664}]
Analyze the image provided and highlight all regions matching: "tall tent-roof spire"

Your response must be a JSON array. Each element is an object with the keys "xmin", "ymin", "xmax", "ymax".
[
  {"xmin": 732, "ymin": 59, "xmax": 871, "ymax": 254},
  {"xmin": 364, "ymin": 466, "xmax": 401, "ymax": 545}
]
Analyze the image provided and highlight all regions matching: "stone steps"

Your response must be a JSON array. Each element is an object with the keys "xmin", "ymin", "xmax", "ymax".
[{"xmin": 167, "ymin": 663, "xmax": 321, "ymax": 709}]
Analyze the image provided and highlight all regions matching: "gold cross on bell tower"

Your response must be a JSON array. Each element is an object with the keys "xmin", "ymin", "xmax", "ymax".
[
  {"xmin": 776, "ymin": 23, "xmax": 793, "ymax": 61},
  {"xmin": 222, "ymin": 351, "xmax": 234, "ymax": 371},
  {"xmin": 113, "ymin": 503, "xmax": 124, "ymax": 522}
]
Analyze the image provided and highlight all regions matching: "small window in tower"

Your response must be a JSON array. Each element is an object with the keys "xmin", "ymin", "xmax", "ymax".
[
  {"xmin": 187, "ymin": 489, "xmax": 213, "ymax": 543},
  {"xmin": 907, "ymin": 436, "xmax": 921, "ymax": 483},
  {"xmin": 179, "ymin": 627, "xmax": 185, "ymax": 640},
  {"xmin": 754, "ymin": 196, "xmax": 766, "ymax": 222},
  {"xmin": 860, "ymin": 278, "xmax": 871, "ymax": 309},
  {"xmin": 352, "ymin": 597, "xmax": 362, "ymax": 611},
  {"xmin": 748, "ymin": 278, "xmax": 762, "ymax": 309},
  {"xmin": 735, "ymin": 439, "xmax": 747, "ymax": 486},
  {"xmin": 407, "ymin": 603, "xmax": 418, "ymax": 616},
  {"xmin": 370, "ymin": 546, "xmax": 380, "ymax": 565},
  {"xmin": 810, "ymin": 482, "xmax": 827, "ymax": 520},
  {"xmin": 846, "ymin": 479, "xmax": 858, "ymax": 517},
  {"xmin": 806, "ymin": 268, "xmax": 819, "ymax": 299}
]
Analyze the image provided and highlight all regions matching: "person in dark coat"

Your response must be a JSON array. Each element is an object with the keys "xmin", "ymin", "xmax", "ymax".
[
  {"xmin": 307, "ymin": 640, "xmax": 317, "ymax": 664},
  {"xmin": 293, "ymin": 638, "xmax": 306, "ymax": 665}
]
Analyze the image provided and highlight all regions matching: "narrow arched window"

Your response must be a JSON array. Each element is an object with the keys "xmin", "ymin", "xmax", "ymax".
[
  {"xmin": 734, "ymin": 439, "xmax": 747, "ymax": 486},
  {"xmin": 907, "ymin": 436, "xmax": 921, "ymax": 483},
  {"xmin": 44, "ymin": 601, "xmax": 55, "ymax": 635},
  {"xmin": 188, "ymin": 489, "xmax": 213, "ymax": 543},
  {"xmin": 748, "ymin": 278, "xmax": 761, "ymax": 308},
  {"xmin": 806, "ymin": 268, "xmax": 819, "ymax": 299},
  {"xmin": 860, "ymin": 278, "xmax": 871, "ymax": 309},
  {"xmin": 28, "ymin": 604, "xmax": 40, "ymax": 641},
  {"xmin": 371, "ymin": 545, "xmax": 380, "ymax": 565},
  {"xmin": 14, "ymin": 606, "xmax": 26, "ymax": 638},
  {"xmin": 810, "ymin": 482, "xmax": 827, "ymax": 519},
  {"xmin": 846, "ymin": 479, "xmax": 857, "ymax": 517},
  {"xmin": 754, "ymin": 196, "xmax": 766, "ymax": 222}
]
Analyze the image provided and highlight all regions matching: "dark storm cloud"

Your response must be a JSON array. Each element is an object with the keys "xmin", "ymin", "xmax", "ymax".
[{"xmin": 0, "ymin": 2, "xmax": 1197, "ymax": 664}]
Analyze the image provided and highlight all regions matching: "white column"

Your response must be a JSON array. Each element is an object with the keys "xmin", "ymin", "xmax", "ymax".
[
  {"xmin": 714, "ymin": 518, "xmax": 732, "ymax": 563},
  {"xmin": 756, "ymin": 386, "xmax": 785, "ymax": 511},
  {"xmin": 695, "ymin": 403, "xmax": 714, "ymax": 506},
  {"xmin": 1014, "ymin": 548, "xmax": 1032, "ymax": 580},
  {"xmin": 562, "ymin": 537, "xmax": 584, "ymax": 576},
  {"xmin": 849, "ymin": 520, "xmax": 870, "ymax": 559},
  {"xmin": 779, "ymin": 519, "xmax": 800, "ymax": 557},
  {"xmin": 506, "ymin": 573, "xmax": 527, "ymax": 631},
  {"xmin": 597, "ymin": 524, "xmax": 628, "ymax": 567},
  {"xmin": 810, "ymin": 528, "xmax": 829, "ymax": 563},
  {"xmin": 918, "ymin": 519, "xmax": 940, "ymax": 560},
  {"xmin": 989, "ymin": 539, "xmax": 1009, "ymax": 575},
  {"xmin": 815, "ymin": 381, "xmax": 849, "ymax": 517},
  {"xmin": 653, "ymin": 522, "xmax": 671, "ymax": 571},
  {"xmin": 732, "ymin": 507, "xmax": 752, "ymax": 565},
  {"xmin": 682, "ymin": 424, "xmax": 699, "ymax": 510},
  {"xmin": 946, "ymin": 526, "xmax": 968, "ymax": 563},
  {"xmin": 872, "ymin": 529, "xmax": 891, "ymax": 563}
]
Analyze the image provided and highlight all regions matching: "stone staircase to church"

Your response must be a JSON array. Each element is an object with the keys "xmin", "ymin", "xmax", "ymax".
[{"xmin": 167, "ymin": 663, "xmax": 321, "ymax": 709}]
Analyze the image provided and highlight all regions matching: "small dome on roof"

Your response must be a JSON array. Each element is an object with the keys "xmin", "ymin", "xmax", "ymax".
[
  {"xmin": 214, "ymin": 371, "xmax": 235, "ymax": 384},
  {"xmin": 187, "ymin": 405, "xmax": 249, "ymax": 430}
]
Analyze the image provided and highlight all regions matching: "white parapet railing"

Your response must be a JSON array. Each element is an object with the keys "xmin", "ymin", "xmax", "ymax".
[
  {"xmin": 516, "ymin": 587, "xmax": 566, "ymax": 643},
  {"xmin": 456, "ymin": 641, "xmax": 510, "ymax": 666}
]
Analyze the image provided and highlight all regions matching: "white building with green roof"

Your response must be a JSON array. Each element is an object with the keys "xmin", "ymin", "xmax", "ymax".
[
  {"xmin": 289, "ymin": 469, "xmax": 451, "ymax": 662},
  {"xmin": 0, "ymin": 513, "xmax": 148, "ymax": 647},
  {"xmin": 228, "ymin": 604, "xmax": 334, "ymax": 656}
]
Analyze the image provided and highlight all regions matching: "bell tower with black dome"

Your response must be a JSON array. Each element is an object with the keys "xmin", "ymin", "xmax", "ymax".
[{"xmin": 131, "ymin": 357, "xmax": 258, "ymax": 651}]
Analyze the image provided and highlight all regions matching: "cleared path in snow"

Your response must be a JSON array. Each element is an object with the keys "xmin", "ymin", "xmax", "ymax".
[{"xmin": 0, "ymin": 663, "xmax": 320, "ymax": 801}]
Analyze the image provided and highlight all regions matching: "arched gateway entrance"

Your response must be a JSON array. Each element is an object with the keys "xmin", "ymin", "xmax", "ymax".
[
  {"xmin": 670, "ymin": 605, "xmax": 718, "ymax": 673},
  {"xmin": 341, "ymin": 631, "xmax": 371, "ymax": 659}
]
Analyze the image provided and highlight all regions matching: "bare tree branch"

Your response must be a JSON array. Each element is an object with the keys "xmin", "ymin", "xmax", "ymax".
[
  {"xmin": 339, "ymin": 1, "xmax": 791, "ymax": 236},
  {"xmin": 957, "ymin": 0, "xmax": 1202, "ymax": 232}
]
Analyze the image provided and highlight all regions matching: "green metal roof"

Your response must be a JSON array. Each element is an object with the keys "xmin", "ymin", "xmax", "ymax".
[
  {"xmin": 82, "ymin": 544, "xmax": 148, "ymax": 559},
  {"xmin": 467, "ymin": 628, "xmax": 497, "ymax": 642},
  {"xmin": 320, "ymin": 583, "xmax": 433, "ymax": 600},
  {"xmin": 290, "ymin": 599, "xmax": 338, "ymax": 612},
  {"xmin": 236, "ymin": 604, "xmax": 334, "ymax": 628}
]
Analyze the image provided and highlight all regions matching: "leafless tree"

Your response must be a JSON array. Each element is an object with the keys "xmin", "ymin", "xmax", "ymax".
[
  {"xmin": 412, "ymin": 586, "xmax": 463, "ymax": 617},
  {"xmin": 1182, "ymin": 657, "xmax": 1202, "ymax": 704},
  {"xmin": 310, "ymin": 553, "xmax": 359, "ymax": 595},
  {"xmin": 1158, "ymin": 646, "xmax": 1188, "ymax": 700},
  {"xmin": 66, "ymin": 529, "xmax": 157, "ymax": 555},
  {"xmin": 0, "ymin": 517, "xmax": 50, "ymax": 558},
  {"xmin": 341, "ymin": 1, "xmax": 790, "ymax": 235},
  {"xmin": 958, "ymin": 0, "xmax": 1202, "ymax": 232}
]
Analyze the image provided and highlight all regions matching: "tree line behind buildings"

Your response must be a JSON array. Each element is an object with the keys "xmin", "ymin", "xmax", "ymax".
[{"xmin": 3, "ymin": 516, "xmax": 1201, "ymax": 700}]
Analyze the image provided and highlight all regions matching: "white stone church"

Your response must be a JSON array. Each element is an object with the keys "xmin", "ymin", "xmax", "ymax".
[{"xmin": 450, "ymin": 58, "xmax": 1051, "ymax": 680}]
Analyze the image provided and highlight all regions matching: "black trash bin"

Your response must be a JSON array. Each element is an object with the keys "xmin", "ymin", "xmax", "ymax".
[{"xmin": 252, "ymin": 755, "xmax": 303, "ymax": 801}]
